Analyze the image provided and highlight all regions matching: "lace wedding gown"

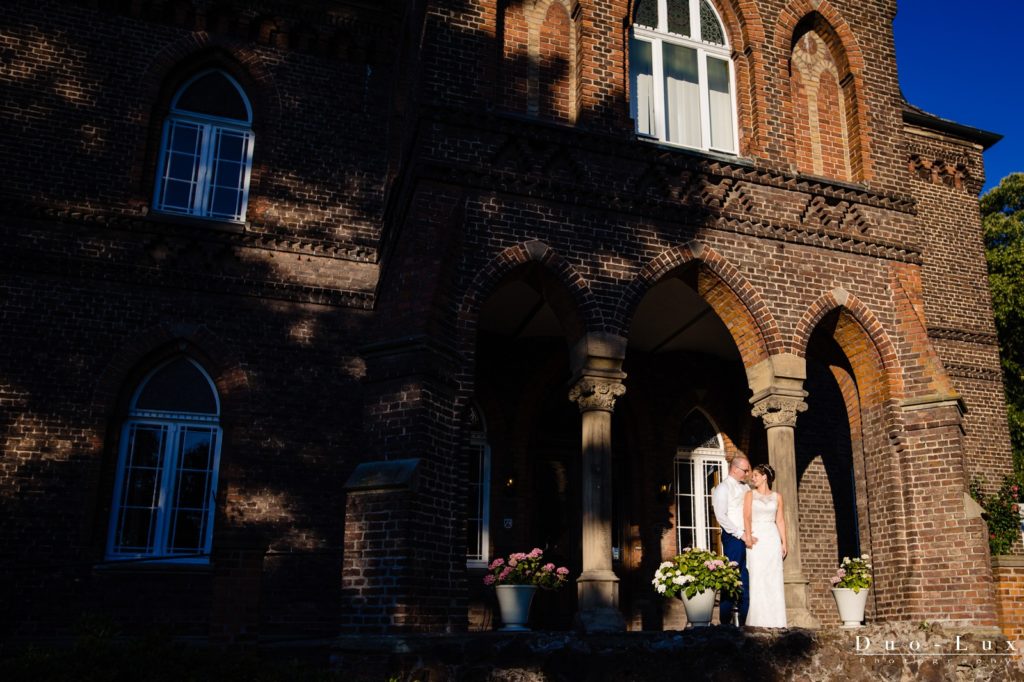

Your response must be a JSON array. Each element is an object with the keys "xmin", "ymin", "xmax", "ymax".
[{"xmin": 745, "ymin": 491, "xmax": 787, "ymax": 627}]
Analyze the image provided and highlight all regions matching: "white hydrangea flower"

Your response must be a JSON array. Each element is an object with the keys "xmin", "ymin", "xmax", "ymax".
[
  {"xmin": 656, "ymin": 583, "xmax": 667, "ymax": 594},
  {"xmin": 660, "ymin": 561, "xmax": 674, "ymax": 570}
]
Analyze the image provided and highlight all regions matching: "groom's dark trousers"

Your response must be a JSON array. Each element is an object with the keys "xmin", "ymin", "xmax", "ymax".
[{"xmin": 720, "ymin": 534, "xmax": 749, "ymax": 625}]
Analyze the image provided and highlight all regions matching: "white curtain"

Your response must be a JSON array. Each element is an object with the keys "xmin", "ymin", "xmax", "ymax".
[
  {"xmin": 707, "ymin": 57, "xmax": 734, "ymax": 151},
  {"xmin": 636, "ymin": 73, "xmax": 656, "ymax": 136},
  {"xmin": 666, "ymin": 76, "xmax": 700, "ymax": 147}
]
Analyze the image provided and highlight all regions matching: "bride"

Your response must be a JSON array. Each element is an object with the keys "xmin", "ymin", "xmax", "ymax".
[{"xmin": 743, "ymin": 463, "xmax": 787, "ymax": 627}]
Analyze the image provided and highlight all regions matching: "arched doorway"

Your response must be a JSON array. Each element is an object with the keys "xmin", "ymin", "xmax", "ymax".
[
  {"xmin": 621, "ymin": 262, "xmax": 761, "ymax": 630},
  {"xmin": 466, "ymin": 262, "xmax": 584, "ymax": 630}
]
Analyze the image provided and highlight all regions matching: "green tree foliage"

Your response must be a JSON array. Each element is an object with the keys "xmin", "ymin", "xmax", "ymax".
[{"xmin": 981, "ymin": 173, "xmax": 1024, "ymax": 472}]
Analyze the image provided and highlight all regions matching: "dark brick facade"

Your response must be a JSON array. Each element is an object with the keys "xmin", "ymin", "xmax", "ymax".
[{"xmin": 0, "ymin": 0, "xmax": 1014, "ymax": 640}]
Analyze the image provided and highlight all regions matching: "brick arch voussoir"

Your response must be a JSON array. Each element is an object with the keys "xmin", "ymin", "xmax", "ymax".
[
  {"xmin": 792, "ymin": 290, "xmax": 901, "ymax": 402},
  {"xmin": 457, "ymin": 240, "xmax": 603, "ymax": 350},
  {"xmin": 616, "ymin": 243, "xmax": 777, "ymax": 370},
  {"xmin": 91, "ymin": 323, "xmax": 252, "ymax": 425}
]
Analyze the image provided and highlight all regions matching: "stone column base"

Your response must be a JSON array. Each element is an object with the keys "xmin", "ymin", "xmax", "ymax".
[
  {"xmin": 576, "ymin": 570, "xmax": 624, "ymax": 632},
  {"xmin": 785, "ymin": 579, "xmax": 820, "ymax": 629}
]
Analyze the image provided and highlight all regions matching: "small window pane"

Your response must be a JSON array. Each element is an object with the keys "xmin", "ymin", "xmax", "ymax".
[
  {"xmin": 634, "ymin": 0, "xmax": 658, "ymax": 28},
  {"xmin": 630, "ymin": 38, "xmax": 656, "ymax": 137},
  {"xmin": 168, "ymin": 153, "xmax": 200, "ymax": 183},
  {"xmin": 127, "ymin": 425, "xmax": 165, "ymax": 468},
  {"xmin": 169, "ymin": 510, "xmax": 204, "ymax": 552},
  {"xmin": 667, "ymin": 0, "xmax": 691, "ymax": 37},
  {"xmin": 175, "ymin": 71, "xmax": 250, "ymax": 121},
  {"xmin": 700, "ymin": 0, "xmax": 725, "ymax": 45},
  {"xmin": 119, "ymin": 508, "xmax": 157, "ymax": 551},
  {"xmin": 169, "ymin": 125, "xmax": 201, "ymax": 154},
  {"xmin": 180, "ymin": 429, "xmax": 215, "ymax": 470},
  {"xmin": 466, "ymin": 440, "xmax": 486, "ymax": 561},
  {"xmin": 708, "ymin": 57, "xmax": 735, "ymax": 151},
  {"xmin": 663, "ymin": 43, "xmax": 700, "ymax": 148},
  {"xmin": 176, "ymin": 471, "xmax": 208, "ymax": 509},
  {"xmin": 135, "ymin": 358, "xmax": 217, "ymax": 415},
  {"xmin": 680, "ymin": 410, "xmax": 720, "ymax": 450},
  {"xmin": 124, "ymin": 469, "xmax": 160, "ymax": 507}
]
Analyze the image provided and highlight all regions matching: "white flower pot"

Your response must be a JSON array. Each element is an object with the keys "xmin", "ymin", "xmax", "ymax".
[
  {"xmin": 496, "ymin": 584, "xmax": 537, "ymax": 631},
  {"xmin": 832, "ymin": 587, "xmax": 869, "ymax": 628},
  {"xmin": 681, "ymin": 588, "xmax": 716, "ymax": 627}
]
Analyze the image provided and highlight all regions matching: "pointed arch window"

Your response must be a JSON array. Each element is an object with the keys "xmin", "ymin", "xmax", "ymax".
[
  {"xmin": 106, "ymin": 357, "xmax": 223, "ymax": 563},
  {"xmin": 466, "ymin": 405, "xmax": 492, "ymax": 568},
  {"xmin": 152, "ymin": 69, "xmax": 255, "ymax": 223},
  {"xmin": 630, "ymin": 0, "xmax": 737, "ymax": 153},
  {"xmin": 674, "ymin": 408, "xmax": 727, "ymax": 553}
]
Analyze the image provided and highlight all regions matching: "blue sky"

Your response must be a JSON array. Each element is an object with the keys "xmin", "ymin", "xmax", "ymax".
[{"xmin": 893, "ymin": 2, "xmax": 1022, "ymax": 195}]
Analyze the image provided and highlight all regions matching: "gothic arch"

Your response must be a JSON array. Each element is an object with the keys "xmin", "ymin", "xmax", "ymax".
[
  {"xmin": 458, "ymin": 239, "xmax": 603, "ymax": 349},
  {"xmin": 130, "ymin": 38, "xmax": 281, "ymax": 198},
  {"xmin": 792, "ymin": 288, "xmax": 901, "ymax": 405},
  {"xmin": 91, "ymin": 322, "xmax": 251, "ymax": 426},
  {"xmin": 776, "ymin": 1, "xmax": 873, "ymax": 181},
  {"xmin": 615, "ymin": 241, "xmax": 779, "ymax": 370}
]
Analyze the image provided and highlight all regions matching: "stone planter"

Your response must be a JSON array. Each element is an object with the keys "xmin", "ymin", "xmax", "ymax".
[
  {"xmin": 496, "ymin": 584, "xmax": 537, "ymax": 631},
  {"xmin": 681, "ymin": 588, "xmax": 716, "ymax": 628},
  {"xmin": 831, "ymin": 587, "xmax": 868, "ymax": 628}
]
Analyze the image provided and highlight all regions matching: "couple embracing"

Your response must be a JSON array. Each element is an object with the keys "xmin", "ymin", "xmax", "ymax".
[{"xmin": 710, "ymin": 456, "xmax": 787, "ymax": 628}]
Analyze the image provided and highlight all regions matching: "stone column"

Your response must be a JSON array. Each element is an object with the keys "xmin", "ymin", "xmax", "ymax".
[
  {"xmin": 568, "ymin": 375, "xmax": 626, "ymax": 632},
  {"xmin": 751, "ymin": 394, "xmax": 819, "ymax": 628}
]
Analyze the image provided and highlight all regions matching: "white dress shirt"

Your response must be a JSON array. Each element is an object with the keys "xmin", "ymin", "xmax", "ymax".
[{"xmin": 711, "ymin": 476, "xmax": 748, "ymax": 541}]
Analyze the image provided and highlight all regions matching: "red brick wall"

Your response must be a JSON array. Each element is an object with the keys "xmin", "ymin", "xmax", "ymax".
[{"xmin": 993, "ymin": 556, "xmax": 1024, "ymax": 643}]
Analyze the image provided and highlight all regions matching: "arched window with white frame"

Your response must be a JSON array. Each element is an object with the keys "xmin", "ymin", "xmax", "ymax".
[
  {"xmin": 106, "ymin": 357, "xmax": 223, "ymax": 563},
  {"xmin": 152, "ymin": 69, "xmax": 255, "ymax": 223},
  {"xmin": 674, "ymin": 408, "xmax": 728, "ymax": 553},
  {"xmin": 630, "ymin": 0, "xmax": 737, "ymax": 153},
  {"xmin": 466, "ymin": 404, "xmax": 492, "ymax": 568}
]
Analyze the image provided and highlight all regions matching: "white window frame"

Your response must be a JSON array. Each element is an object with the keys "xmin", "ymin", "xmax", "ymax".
[
  {"xmin": 674, "ymin": 408, "xmax": 728, "ymax": 552},
  {"xmin": 152, "ymin": 70, "xmax": 255, "ymax": 223},
  {"xmin": 105, "ymin": 358, "xmax": 223, "ymax": 565},
  {"xmin": 630, "ymin": 0, "xmax": 739, "ymax": 154},
  {"xmin": 466, "ymin": 428, "xmax": 492, "ymax": 569}
]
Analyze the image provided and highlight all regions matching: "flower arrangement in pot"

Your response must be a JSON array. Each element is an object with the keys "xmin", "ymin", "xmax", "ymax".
[
  {"xmin": 484, "ymin": 548, "xmax": 570, "ymax": 631},
  {"xmin": 830, "ymin": 554, "xmax": 873, "ymax": 628},
  {"xmin": 652, "ymin": 547, "xmax": 742, "ymax": 627}
]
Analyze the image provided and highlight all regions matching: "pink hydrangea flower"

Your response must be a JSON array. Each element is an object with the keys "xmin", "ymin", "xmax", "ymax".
[
  {"xmin": 489, "ymin": 558, "xmax": 504, "ymax": 569},
  {"xmin": 556, "ymin": 567, "xmax": 569, "ymax": 576},
  {"xmin": 529, "ymin": 548, "xmax": 543, "ymax": 558},
  {"xmin": 483, "ymin": 575, "xmax": 496, "ymax": 586},
  {"xmin": 543, "ymin": 563, "xmax": 555, "ymax": 572}
]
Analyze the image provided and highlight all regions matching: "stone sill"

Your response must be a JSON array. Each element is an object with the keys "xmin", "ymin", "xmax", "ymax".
[{"xmin": 993, "ymin": 555, "xmax": 1024, "ymax": 569}]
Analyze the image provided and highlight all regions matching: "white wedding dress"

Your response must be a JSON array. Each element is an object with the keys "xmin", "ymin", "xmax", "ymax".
[{"xmin": 745, "ymin": 491, "xmax": 787, "ymax": 627}]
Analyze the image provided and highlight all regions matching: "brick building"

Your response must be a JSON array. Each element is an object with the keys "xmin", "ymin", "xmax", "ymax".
[{"xmin": 0, "ymin": 0, "xmax": 1015, "ymax": 641}]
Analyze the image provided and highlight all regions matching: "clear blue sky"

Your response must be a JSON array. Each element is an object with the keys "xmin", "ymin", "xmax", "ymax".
[{"xmin": 894, "ymin": 2, "xmax": 1022, "ymax": 195}]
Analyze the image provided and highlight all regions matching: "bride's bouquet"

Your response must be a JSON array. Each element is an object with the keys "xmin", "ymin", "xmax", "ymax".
[{"xmin": 652, "ymin": 546, "xmax": 743, "ymax": 599}]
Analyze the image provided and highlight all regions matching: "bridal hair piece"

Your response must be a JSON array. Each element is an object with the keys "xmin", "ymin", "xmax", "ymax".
[{"xmin": 754, "ymin": 463, "xmax": 776, "ymax": 488}]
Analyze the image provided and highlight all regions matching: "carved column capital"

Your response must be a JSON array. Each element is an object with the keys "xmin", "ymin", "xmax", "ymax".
[
  {"xmin": 569, "ymin": 377, "xmax": 626, "ymax": 413},
  {"xmin": 751, "ymin": 394, "xmax": 807, "ymax": 428}
]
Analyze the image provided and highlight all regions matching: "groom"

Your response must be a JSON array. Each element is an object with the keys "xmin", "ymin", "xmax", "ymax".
[{"xmin": 711, "ymin": 455, "xmax": 753, "ymax": 626}]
